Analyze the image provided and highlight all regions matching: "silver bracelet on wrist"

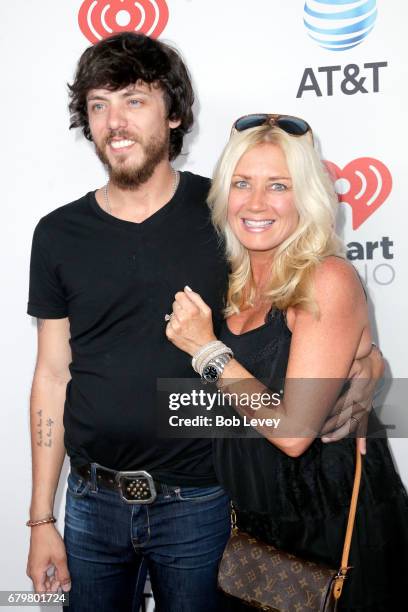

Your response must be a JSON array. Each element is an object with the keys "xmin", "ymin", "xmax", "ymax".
[
  {"xmin": 192, "ymin": 341, "xmax": 224, "ymax": 373},
  {"xmin": 196, "ymin": 346, "xmax": 233, "ymax": 376},
  {"xmin": 192, "ymin": 342, "xmax": 231, "ymax": 374},
  {"xmin": 192, "ymin": 341, "xmax": 234, "ymax": 382}
]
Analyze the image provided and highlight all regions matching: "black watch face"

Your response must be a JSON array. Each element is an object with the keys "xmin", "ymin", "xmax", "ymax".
[{"xmin": 202, "ymin": 365, "xmax": 219, "ymax": 383}]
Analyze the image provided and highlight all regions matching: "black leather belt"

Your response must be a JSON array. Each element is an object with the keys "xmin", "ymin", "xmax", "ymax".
[{"xmin": 74, "ymin": 463, "xmax": 170, "ymax": 504}]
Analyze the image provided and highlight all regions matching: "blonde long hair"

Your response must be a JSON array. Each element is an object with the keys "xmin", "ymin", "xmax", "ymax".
[{"xmin": 207, "ymin": 125, "xmax": 344, "ymax": 316}]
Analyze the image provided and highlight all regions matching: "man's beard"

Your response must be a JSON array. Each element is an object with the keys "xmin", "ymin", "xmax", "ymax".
[{"xmin": 95, "ymin": 129, "xmax": 170, "ymax": 190}]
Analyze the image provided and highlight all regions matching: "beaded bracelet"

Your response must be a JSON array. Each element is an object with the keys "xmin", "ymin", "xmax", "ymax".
[
  {"xmin": 192, "ymin": 341, "xmax": 224, "ymax": 372},
  {"xmin": 26, "ymin": 516, "xmax": 57, "ymax": 527},
  {"xmin": 192, "ymin": 341, "xmax": 232, "ymax": 374}
]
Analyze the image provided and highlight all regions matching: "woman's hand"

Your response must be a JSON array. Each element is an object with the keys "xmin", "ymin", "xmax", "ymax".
[{"xmin": 165, "ymin": 286, "xmax": 217, "ymax": 356}]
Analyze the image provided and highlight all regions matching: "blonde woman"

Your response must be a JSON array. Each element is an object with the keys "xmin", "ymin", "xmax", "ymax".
[{"xmin": 165, "ymin": 116, "xmax": 408, "ymax": 610}]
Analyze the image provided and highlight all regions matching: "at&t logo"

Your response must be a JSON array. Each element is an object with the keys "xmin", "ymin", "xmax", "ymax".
[
  {"xmin": 304, "ymin": 0, "xmax": 378, "ymax": 52},
  {"xmin": 78, "ymin": 0, "xmax": 169, "ymax": 44},
  {"xmin": 325, "ymin": 157, "xmax": 395, "ymax": 286},
  {"xmin": 298, "ymin": 1, "xmax": 387, "ymax": 97}
]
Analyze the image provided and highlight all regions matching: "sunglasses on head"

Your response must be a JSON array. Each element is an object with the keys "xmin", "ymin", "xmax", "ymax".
[{"xmin": 231, "ymin": 114, "xmax": 313, "ymax": 141}]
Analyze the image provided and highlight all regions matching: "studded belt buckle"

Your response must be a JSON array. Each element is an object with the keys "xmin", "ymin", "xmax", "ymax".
[{"xmin": 115, "ymin": 470, "xmax": 157, "ymax": 504}]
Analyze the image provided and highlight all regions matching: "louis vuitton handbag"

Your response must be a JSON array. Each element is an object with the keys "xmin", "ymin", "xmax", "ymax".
[{"xmin": 218, "ymin": 445, "xmax": 363, "ymax": 611}]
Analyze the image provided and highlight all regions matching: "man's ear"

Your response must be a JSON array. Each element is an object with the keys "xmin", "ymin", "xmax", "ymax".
[{"xmin": 169, "ymin": 117, "xmax": 182, "ymax": 129}]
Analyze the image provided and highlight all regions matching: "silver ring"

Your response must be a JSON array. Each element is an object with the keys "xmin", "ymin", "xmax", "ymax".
[{"xmin": 164, "ymin": 313, "xmax": 173, "ymax": 322}]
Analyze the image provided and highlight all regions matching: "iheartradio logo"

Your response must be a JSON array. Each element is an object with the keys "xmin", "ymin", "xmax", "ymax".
[
  {"xmin": 325, "ymin": 158, "xmax": 392, "ymax": 230},
  {"xmin": 78, "ymin": 0, "xmax": 169, "ymax": 44}
]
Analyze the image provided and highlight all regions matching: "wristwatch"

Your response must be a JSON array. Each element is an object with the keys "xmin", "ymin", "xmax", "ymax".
[{"xmin": 201, "ymin": 353, "xmax": 232, "ymax": 384}]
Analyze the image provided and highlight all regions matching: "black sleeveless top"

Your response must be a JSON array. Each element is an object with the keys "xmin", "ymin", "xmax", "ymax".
[{"xmin": 214, "ymin": 309, "xmax": 408, "ymax": 611}]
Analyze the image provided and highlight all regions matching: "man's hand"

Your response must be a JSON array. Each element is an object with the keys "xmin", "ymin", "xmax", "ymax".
[
  {"xmin": 320, "ymin": 345, "xmax": 384, "ymax": 454},
  {"xmin": 27, "ymin": 524, "xmax": 71, "ymax": 593}
]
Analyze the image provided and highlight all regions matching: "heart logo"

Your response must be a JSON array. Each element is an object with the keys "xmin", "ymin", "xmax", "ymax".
[
  {"xmin": 325, "ymin": 158, "xmax": 392, "ymax": 230},
  {"xmin": 78, "ymin": 0, "xmax": 169, "ymax": 44}
]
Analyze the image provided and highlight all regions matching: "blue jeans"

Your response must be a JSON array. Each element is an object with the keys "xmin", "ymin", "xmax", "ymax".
[{"xmin": 63, "ymin": 465, "xmax": 230, "ymax": 611}]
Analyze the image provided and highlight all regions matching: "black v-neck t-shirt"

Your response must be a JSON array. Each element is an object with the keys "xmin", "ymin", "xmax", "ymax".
[{"xmin": 27, "ymin": 171, "xmax": 228, "ymax": 485}]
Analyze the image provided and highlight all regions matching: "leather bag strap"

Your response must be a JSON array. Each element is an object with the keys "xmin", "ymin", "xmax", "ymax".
[{"xmin": 333, "ymin": 443, "xmax": 363, "ymax": 600}]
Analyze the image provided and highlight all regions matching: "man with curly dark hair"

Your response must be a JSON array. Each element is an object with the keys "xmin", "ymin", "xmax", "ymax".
[
  {"xmin": 25, "ymin": 32, "xmax": 231, "ymax": 611},
  {"xmin": 68, "ymin": 33, "xmax": 194, "ymax": 163}
]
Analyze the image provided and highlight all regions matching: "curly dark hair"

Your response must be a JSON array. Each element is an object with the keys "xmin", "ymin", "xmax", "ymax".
[{"xmin": 68, "ymin": 33, "xmax": 194, "ymax": 160}]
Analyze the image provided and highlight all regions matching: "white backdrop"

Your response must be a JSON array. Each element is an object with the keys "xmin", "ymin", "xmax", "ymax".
[{"xmin": 2, "ymin": 0, "xmax": 407, "ymax": 604}]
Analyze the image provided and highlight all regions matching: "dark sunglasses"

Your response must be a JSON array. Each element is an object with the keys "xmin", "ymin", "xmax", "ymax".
[{"xmin": 231, "ymin": 114, "xmax": 313, "ymax": 141}]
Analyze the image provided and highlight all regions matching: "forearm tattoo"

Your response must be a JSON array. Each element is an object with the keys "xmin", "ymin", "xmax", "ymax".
[{"xmin": 36, "ymin": 409, "xmax": 54, "ymax": 448}]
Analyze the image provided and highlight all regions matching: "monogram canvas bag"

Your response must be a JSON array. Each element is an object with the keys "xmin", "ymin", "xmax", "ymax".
[{"xmin": 218, "ymin": 445, "xmax": 363, "ymax": 611}]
